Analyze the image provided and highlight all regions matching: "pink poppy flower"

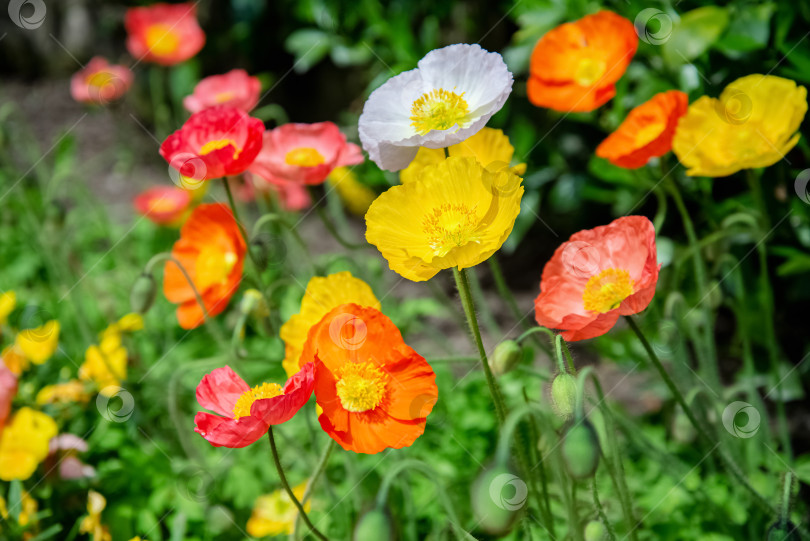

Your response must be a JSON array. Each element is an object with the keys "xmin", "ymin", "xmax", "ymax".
[
  {"xmin": 160, "ymin": 105, "xmax": 264, "ymax": 181},
  {"xmin": 46, "ymin": 434, "xmax": 95, "ymax": 480},
  {"xmin": 534, "ymin": 216, "xmax": 659, "ymax": 341},
  {"xmin": 125, "ymin": 2, "xmax": 205, "ymax": 66},
  {"xmin": 184, "ymin": 69, "xmax": 261, "ymax": 113},
  {"xmin": 0, "ymin": 363, "xmax": 17, "ymax": 428},
  {"xmin": 194, "ymin": 363, "xmax": 315, "ymax": 448},
  {"xmin": 133, "ymin": 186, "xmax": 192, "ymax": 226},
  {"xmin": 248, "ymin": 122, "xmax": 363, "ymax": 186},
  {"xmin": 70, "ymin": 57, "xmax": 133, "ymax": 105}
]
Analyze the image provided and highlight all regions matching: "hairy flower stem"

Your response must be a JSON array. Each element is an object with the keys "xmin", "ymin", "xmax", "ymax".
[
  {"xmin": 267, "ymin": 428, "xmax": 328, "ymax": 541},
  {"xmin": 291, "ymin": 440, "xmax": 337, "ymax": 540}
]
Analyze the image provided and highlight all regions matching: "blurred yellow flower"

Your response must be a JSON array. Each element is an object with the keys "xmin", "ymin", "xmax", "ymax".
[
  {"xmin": 673, "ymin": 74, "xmax": 807, "ymax": 177},
  {"xmin": 367, "ymin": 156, "xmax": 524, "ymax": 281},
  {"xmin": 0, "ymin": 407, "xmax": 58, "ymax": 481},
  {"xmin": 1, "ymin": 345, "xmax": 28, "ymax": 376},
  {"xmin": 79, "ymin": 344, "xmax": 127, "ymax": 393},
  {"xmin": 116, "ymin": 313, "xmax": 144, "ymax": 332},
  {"xmin": 327, "ymin": 166, "xmax": 377, "ymax": 216},
  {"xmin": 36, "ymin": 380, "xmax": 91, "ymax": 405},
  {"xmin": 15, "ymin": 320, "xmax": 60, "ymax": 364},
  {"xmin": 0, "ymin": 291, "xmax": 15, "ymax": 325},
  {"xmin": 399, "ymin": 128, "xmax": 526, "ymax": 184},
  {"xmin": 79, "ymin": 490, "xmax": 112, "ymax": 541},
  {"xmin": 246, "ymin": 482, "xmax": 310, "ymax": 538},
  {"xmin": 280, "ymin": 272, "xmax": 380, "ymax": 377},
  {"xmin": 0, "ymin": 491, "xmax": 38, "ymax": 528}
]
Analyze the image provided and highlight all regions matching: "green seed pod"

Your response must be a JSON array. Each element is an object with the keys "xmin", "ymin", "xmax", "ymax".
[
  {"xmin": 354, "ymin": 507, "xmax": 394, "ymax": 541},
  {"xmin": 490, "ymin": 340, "xmax": 522, "ymax": 376},
  {"xmin": 561, "ymin": 419, "xmax": 601, "ymax": 479},
  {"xmin": 239, "ymin": 289, "xmax": 269, "ymax": 318},
  {"xmin": 551, "ymin": 372, "xmax": 578, "ymax": 420},
  {"xmin": 471, "ymin": 465, "xmax": 526, "ymax": 535},
  {"xmin": 768, "ymin": 521, "xmax": 800, "ymax": 541},
  {"xmin": 130, "ymin": 273, "xmax": 157, "ymax": 314},
  {"xmin": 584, "ymin": 520, "xmax": 607, "ymax": 541}
]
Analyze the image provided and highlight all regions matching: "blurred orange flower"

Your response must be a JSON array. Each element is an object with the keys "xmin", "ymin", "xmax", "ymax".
[
  {"xmin": 301, "ymin": 304, "xmax": 437, "ymax": 454},
  {"xmin": 70, "ymin": 57, "xmax": 133, "ymax": 105},
  {"xmin": 528, "ymin": 11, "xmax": 637, "ymax": 113},
  {"xmin": 133, "ymin": 186, "xmax": 193, "ymax": 227},
  {"xmin": 163, "ymin": 204, "xmax": 246, "ymax": 329},
  {"xmin": 596, "ymin": 90, "xmax": 689, "ymax": 169},
  {"xmin": 125, "ymin": 2, "xmax": 205, "ymax": 66}
]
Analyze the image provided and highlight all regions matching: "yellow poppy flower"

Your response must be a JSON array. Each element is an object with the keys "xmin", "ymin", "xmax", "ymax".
[
  {"xmin": 15, "ymin": 320, "xmax": 60, "ymax": 364},
  {"xmin": 0, "ymin": 407, "xmax": 58, "ymax": 481},
  {"xmin": 327, "ymin": 166, "xmax": 377, "ymax": 216},
  {"xmin": 36, "ymin": 379, "xmax": 91, "ymax": 405},
  {"xmin": 399, "ymin": 128, "xmax": 527, "ymax": 184},
  {"xmin": 246, "ymin": 482, "xmax": 310, "ymax": 538},
  {"xmin": 0, "ymin": 291, "xmax": 15, "ymax": 325},
  {"xmin": 116, "ymin": 313, "xmax": 144, "ymax": 332},
  {"xmin": 79, "ymin": 343, "xmax": 127, "ymax": 393},
  {"xmin": 1, "ymin": 345, "xmax": 28, "ymax": 376},
  {"xmin": 280, "ymin": 272, "xmax": 380, "ymax": 377},
  {"xmin": 673, "ymin": 74, "xmax": 807, "ymax": 177},
  {"xmin": 79, "ymin": 490, "xmax": 112, "ymax": 541},
  {"xmin": 366, "ymin": 156, "xmax": 523, "ymax": 281}
]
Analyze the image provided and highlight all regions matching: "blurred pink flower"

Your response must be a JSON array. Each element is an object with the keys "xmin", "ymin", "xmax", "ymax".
[
  {"xmin": 125, "ymin": 2, "xmax": 205, "ymax": 66},
  {"xmin": 248, "ymin": 122, "xmax": 363, "ymax": 186},
  {"xmin": 70, "ymin": 57, "xmax": 134, "ymax": 105},
  {"xmin": 0, "ymin": 362, "xmax": 17, "ymax": 429},
  {"xmin": 46, "ymin": 434, "xmax": 95, "ymax": 480},
  {"xmin": 245, "ymin": 173, "xmax": 312, "ymax": 212},
  {"xmin": 184, "ymin": 69, "xmax": 261, "ymax": 113}
]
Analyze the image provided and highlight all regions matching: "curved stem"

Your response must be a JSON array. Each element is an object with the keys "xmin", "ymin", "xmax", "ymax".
[
  {"xmin": 267, "ymin": 428, "xmax": 328, "ymax": 541},
  {"xmin": 291, "ymin": 440, "xmax": 337, "ymax": 540},
  {"xmin": 516, "ymin": 326, "xmax": 556, "ymax": 347},
  {"xmin": 592, "ymin": 480, "xmax": 617, "ymax": 541}
]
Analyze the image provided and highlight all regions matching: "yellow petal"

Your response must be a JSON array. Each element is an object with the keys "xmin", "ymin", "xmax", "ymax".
[
  {"xmin": 0, "ymin": 291, "xmax": 15, "ymax": 325},
  {"xmin": 15, "ymin": 320, "xmax": 60, "ymax": 364}
]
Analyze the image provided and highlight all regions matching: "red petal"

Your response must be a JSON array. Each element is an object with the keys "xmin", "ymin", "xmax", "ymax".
[
  {"xmin": 193, "ymin": 411, "xmax": 268, "ymax": 448},
  {"xmin": 196, "ymin": 366, "xmax": 249, "ymax": 417},
  {"xmin": 251, "ymin": 362, "xmax": 315, "ymax": 425}
]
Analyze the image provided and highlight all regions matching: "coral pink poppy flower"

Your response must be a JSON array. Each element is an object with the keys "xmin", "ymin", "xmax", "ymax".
[
  {"xmin": 133, "ymin": 186, "xmax": 192, "ymax": 226},
  {"xmin": 194, "ymin": 363, "xmax": 315, "ymax": 448},
  {"xmin": 534, "ymin": 216, "xmax": 659, "ymax": 341},
  {"xmin": 125, "ymin": 2, "xmax": 205, "ymax": 66},
  {"xmin": 248, "ymin": 122, "xmax": 363, "ymax": 186},
  {"xmin": 245, "ymin": 173, "xmax": 312, "ymax": 211},
  {"xmin": 184, "ymin": 69, "xmax": 261, "ymax": 114},
  {"xmin": 0, "ymin": 363, "xmax": 17, "ymax": 428},
  {"xmin": 160, "ymin": 105, "xmax": 264, "ymax": 181},
  {"xmin": 70, "ymin": 57, "xmax": 133, "ymax": 105}
]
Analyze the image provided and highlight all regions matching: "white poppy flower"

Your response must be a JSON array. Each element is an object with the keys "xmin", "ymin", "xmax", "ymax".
[{"xmin": 359, "ymin": 43, "xmax": 513, "ymax": 171}]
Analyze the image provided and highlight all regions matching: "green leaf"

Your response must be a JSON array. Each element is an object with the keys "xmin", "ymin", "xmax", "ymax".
[
  {"xmin": 284, "ymin": 29, "xmax": 333, "ymax": 73},
  {"xmin": 716, "ymin": 4, "xmax": 775, "ymax": 56},
  {"xmin": 663, "ymin": 7, "xmax": 729, "ymax": 66},
  {"xmin": 27, "ymin": 524, "xmax": 63, "ymax": 541}
]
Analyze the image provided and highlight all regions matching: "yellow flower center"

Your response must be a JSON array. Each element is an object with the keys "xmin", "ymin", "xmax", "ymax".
[
  {"xmin": 233, "ymin": 382, "xmax": 285, "ymax": 419},
  {"xmin": 575, "ymin": 57, "xmax": 607, "ymax": 87},
  {"xmin": 582, "ymin": 268, "xmax": 635, "ymax": 313},
  {"xmin": 145, "ymin": 24, "xmax": 180, "ymax": 56},
  {"xmin": 336, "ymin": 362, "xmax": 388, "ymax": 413},
  {"xmin": 634, "ymin": 122, "xmax": 665, "ymax": 148},
  {"xmin": 422, "ymin": 203, "xmax": 480, "ymax": 257},
  {"xmin": 86, "ymin": 71, "xmax": 115, "ymax": 88},
  {"xmin": 196, "ymin": 246, "xmax": 237, "ymax": 289},
  {"xmin": 215, "ymin": 91, "xmax": 235, "ymax": 103},
  {"xmin": 285, "ymin": 147, "xmax": 326, "ymax": 167},
  {"xmin": 199, "ymin": 139, "xmax": 242, "ymax": 159},
  {"xmin": 148, "ymin": 197, "xmax": 180, "ymax": 213},
  {"xmin": 410, "ymin": 89, "xmax": 470, "ymax": 135}
]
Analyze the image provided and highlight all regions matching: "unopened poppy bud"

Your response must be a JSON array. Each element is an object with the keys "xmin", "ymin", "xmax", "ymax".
[
  {"xmin": 471, "ymin": 465, "xmax": 526, "ymax": 535},
  {"xmin": 249, "ymin": 238, "xmax": 269, "ymax": 271},
  {"xmin": 584, "ymin": 520, "xmax": 607, "ymax": 541},
  {"xmin": 354, "ymin": 508, "xmax": 393, "ymax": 541},
  {"xmin": 490, "ymin": 340, "xmax": 522, "ymax": 376},
  {"xmin": 551, "ymin": 372, "xmax": 577, "ymax": 420},
  {"xmin": 561, "ymin": 419, "xmax": 600, "ymax": 479},
  {"xmin": 130, "ymin": 273, "xmax": 157, "ymax": 314},
  {"xmin": 239, "ymin": 289, "xmax": 269, "ymax": 318},
  {"xmin": 768, "ymin": 521, "xmax": 799, "ymax": 541}
]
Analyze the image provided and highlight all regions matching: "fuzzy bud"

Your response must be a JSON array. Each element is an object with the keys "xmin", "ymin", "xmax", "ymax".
[
  {"xmin": 471, "ymin": 465, "xmax": 526, "ymax": 535},
  {"xmin": 584, "ymin": 520, "xmax": 608, "ymax": 541},
  {"xmin": 551, "ymin": 372, "xmax": 577, "ymax": 420},
  {"xmin": 130, "ymin": 273, "xmax": 157, "ymax": 314},
  {"xmin": 490, "ymin": 340, "xmax": 522, "ymax": 376},
  {"xmin": 561, "ymin": 419, "xmax": 601, "ymax": 479},
  {"xmin": 239, "ymin": 289, "xmax": 269, "ymax": 318},
  {"xmin": 354, "ymin": 508, "xmax": 393, "ymax": 541}
]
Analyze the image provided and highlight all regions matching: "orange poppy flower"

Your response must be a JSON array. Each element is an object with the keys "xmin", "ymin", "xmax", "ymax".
[
  {"xmin": 300, "ymin": 304, "xmax": 437, "ymax": 454},
  {"xmin": 596, "ymin": 91, "xmax": 688, "ymax": 168},
  {"xmin": 534, "ymin": 216, "xmax": 659, "ymax": 341},
  {"xmin": 163, "ymin": 204, "xmax": 246, "ymax": 329},
  {"xmin": 125, "ymin": 3, "xmax": 205, "ymax": 66},
  {"xmin": 528, "ymin": 11, "xmax": 637, "ymax": 113}
]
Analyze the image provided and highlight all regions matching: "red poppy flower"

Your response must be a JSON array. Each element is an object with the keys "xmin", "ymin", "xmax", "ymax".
[
  {"xmin": 300, "ymin": 304, "xmax": 437, "ymax": 454},
  {"xmin": 70, "ymin": 57, "xmax": 133, "ymax": 105},
  {"xmin": 248, "ymin": 122, "xmax": 363, "ymax": 186},
  {"xmin": 183, "ymin": 69, "xmax": 262, "ymax": 114},
  {"xmin": 596, "ymin": 91, "xmax": 689, "ymax": 168},
  {"xmin": 534, "ymin": 216, "xmax": 659, "ymax": 341},
  {"xmin": 125, "ymin": 2, "xmax": 205, "ymax": 66},
  {"xmin": 194, "ymin": 363, "xmax": 315, "ymax": 448},
  {"xmin": 163, "ymin": 203, "xmax": 246, "ymax": 329},
  {"xmin": 133, "ymin": 186, "xmax": 192, "ymax": 226},
  {"xmin": 528, "ymin": 11, "xmax": 637, "ymax": 113},
  {"xmin": 160, "ymin": 106, "xmax": 264, "ymax": 181}
]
